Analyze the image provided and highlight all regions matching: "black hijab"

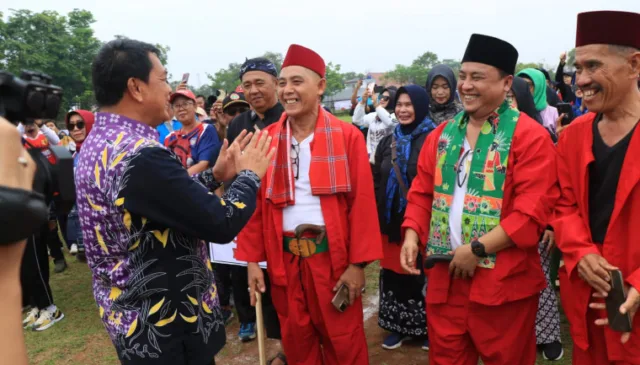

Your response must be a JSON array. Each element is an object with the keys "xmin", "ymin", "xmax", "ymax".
[
  {"xmin": 381, "ymin": 87, "xmax": 397, "ymax": 113},
  {"xmin": 511, "ymin": 77, "xmax": 543, "ymax": 125},
  {"xmin": 426, "ymin": 65, "xmax": 463, "ymax": 124},
  {"xmin": 393, "ymin": 85, "xmax": 430, "ymax": 135}
]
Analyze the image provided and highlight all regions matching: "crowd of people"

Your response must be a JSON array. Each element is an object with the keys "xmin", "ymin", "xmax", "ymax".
[{"xmin": 12, "ymin": 8, "xmax": 640, "ymax": 365}]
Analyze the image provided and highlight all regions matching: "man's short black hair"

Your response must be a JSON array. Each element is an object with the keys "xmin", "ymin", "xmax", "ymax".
[{"xmin": 92, "ymin": 38, "xmax": 161, "ymax": 107}]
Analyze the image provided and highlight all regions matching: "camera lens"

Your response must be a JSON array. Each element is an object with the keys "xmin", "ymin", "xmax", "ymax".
[
  {"xmin": 25, "ymin": 89, "xmax": 45, "ymax": 117},
  {"xmin": 45, "ymin": 93, "xmax": 62, "ymax": 118}
]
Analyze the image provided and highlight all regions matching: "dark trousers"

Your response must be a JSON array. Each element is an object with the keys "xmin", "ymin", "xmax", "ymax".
[
  {"xmin": 46, "ymin": 225, "xmax": 65, "ymax": 262},
  {"xmin": 46, "ymin": 202, "xmax": 65, "ymax": 261},
  {"xmin": 214, "ymin": 264, "xmax": 233, "ymax": 307},
  {"xmin": 21, "ymin": 226, "xmax": 54, "ymax": 309},
  {"xmin": 231, "ymin": 265, "xmax": 282, "ymax": 339}
]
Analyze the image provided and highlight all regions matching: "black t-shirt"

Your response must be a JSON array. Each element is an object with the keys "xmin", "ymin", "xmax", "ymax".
[
  {"xmin": 588, "ymin": 115, "xmax": 637, "ymax": 244},
  {"xmin": 226, "ymin": 103, "xmax": 285, "ymax": 144}
]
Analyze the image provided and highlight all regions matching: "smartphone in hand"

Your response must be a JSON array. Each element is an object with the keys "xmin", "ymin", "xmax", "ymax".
[
  {"xmin": 367, "ymin": 82, "xmax": 375, "ymax": 94},
  {"xmin": 606, "ymin": 270, "xmax": 633, "ymax": 332},
  {"xmin": 331, "ymin": 284, "xmax": 350, "ymax": 312},
  {"xmin": 181, "ymin": 73, "xmax": 190, "ymax": 84},
  {"xmin": 556, "ymin": 102, "xmax": 574, "ymax": 126}
]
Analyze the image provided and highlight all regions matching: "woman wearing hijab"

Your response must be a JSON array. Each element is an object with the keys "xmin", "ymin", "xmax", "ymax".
[
  {"xmin": 516, "ymin": 68, "xmax": 559, "ymax": 135},
  {"xmin": 508, "ymin": 77, "xmax": 544, "ymax": 125},
  {"xmin": 426, "ymin": 65, "xmax": 463, "ymax": 124},
  {"xmin": 65, "ymin": 110, "xmax": 95, "ymax": 262},
  {"xmin": 353, "ymin": 87, "xmax": 398, "ymax": 166},
  {"xmin": 373, "ymin": 85, "xmax": 436, "ymax": 351},
  {"xmin": 507, "ymin": 79, "xmax": 564, "ymax": 360}
]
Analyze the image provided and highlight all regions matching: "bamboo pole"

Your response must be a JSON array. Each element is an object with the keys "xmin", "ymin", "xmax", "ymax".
[{"xmin": 255, "ymin": 291, "xmax": 267, "ymax": 365}]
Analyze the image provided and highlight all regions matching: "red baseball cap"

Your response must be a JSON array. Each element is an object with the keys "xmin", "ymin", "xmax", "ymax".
[{"xmin": 170, "ymin": 89, "xmax": 196, "ymax": 103}]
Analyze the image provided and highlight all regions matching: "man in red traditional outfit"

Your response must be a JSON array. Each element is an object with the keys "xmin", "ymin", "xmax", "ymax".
[
  {"xmin": 552, "ymin": 10, "xmax": 640, "ymax": 365},
  {"xmin": 236, "ymin": 44, "xmax": 383, "ymax": 365},
  {"xmin": 400, "ymin": 34, "xmax": 559, "ymax": 365}
]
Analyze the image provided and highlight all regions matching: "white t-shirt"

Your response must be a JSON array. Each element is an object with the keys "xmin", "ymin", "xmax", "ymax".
[
  {"xmin": 282, "ymin": 134, "xmax": 326, "ymax": 231},
  {"xmin": 449, "ymin": 139, "xmax": 473, "ymax": 251}
]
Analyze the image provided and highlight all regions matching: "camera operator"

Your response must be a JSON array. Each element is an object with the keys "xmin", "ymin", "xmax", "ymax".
[
  {"xmin": 19, "ymin": 127, "xmax": 67, "ymax": 331},
  {"xmin": 19, "ymin": 118, "xmax": 69, "ymax": 273},
  {"xmin": 0, "ymin": 116, "xmax": 39, "ymax": 365}
]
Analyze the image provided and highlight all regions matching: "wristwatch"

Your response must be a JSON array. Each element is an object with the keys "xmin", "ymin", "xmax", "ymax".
[
  {"xmin": 353, "ymin": 262, "xmax": 368, "ymax": 269},
  {"xmin": 471, "ymin": 240, "xmax": 488, "ymax": 258}
]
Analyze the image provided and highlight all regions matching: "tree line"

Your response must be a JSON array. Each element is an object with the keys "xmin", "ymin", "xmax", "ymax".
[{"xmin": 0, "ymin": 9, "xmax": 169, "ymax": 118}]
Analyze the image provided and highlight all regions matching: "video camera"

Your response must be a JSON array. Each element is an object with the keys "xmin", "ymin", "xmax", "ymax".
[{"xmin": 0, "ymin": 70, "xmax": 76, "ymax": 203}]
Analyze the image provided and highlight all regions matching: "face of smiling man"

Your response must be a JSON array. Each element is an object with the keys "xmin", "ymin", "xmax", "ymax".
[
  {"xmin": 277, "ymin": 66, "xmax": 326, "ymax": 119},
  {"xmin": 574, "ymin": 44, "xmax": 640, "ymax": 114}
]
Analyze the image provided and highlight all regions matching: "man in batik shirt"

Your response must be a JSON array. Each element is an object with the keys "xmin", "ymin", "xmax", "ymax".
[{"xmin": 76, "ymin": 38, "xmax": 274, "ymax": 365}]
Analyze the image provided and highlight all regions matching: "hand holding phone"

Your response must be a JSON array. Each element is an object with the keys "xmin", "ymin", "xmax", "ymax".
[
  {"xmin": 367, "ymin": 82, "xmax": 375, "ymax": 94},
  {"xmin": 556, "ymin": 102, "xmax": 574, "ymax": 126},
  {"xmin": 331, "ymin": 284, "xmax": 350, "ymax": 312},
  {"xmin": 181, "ymin": 73, "xmax": 190, "ymax": 84},
  {"xmin": 605, "ymin": 270, "xmax": 633, "ymax": 332}
]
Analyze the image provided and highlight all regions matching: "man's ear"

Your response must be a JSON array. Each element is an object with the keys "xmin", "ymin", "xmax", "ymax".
[
  {"xmin": 627, "ymin": 50, "xmax": 640, "ymax": 81},
  {"xmin": 503, "ymin": 75, "xmax": 514, "ymax": 93},
  {"xmin": 127, "ymin": 78, "xmax": 144, "ymax": 103},
  {"xmin": 318, "ymin": 78, "xmax": 327, "ymax": 97}
]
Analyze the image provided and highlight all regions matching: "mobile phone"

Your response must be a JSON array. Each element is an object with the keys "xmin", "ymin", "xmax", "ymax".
[
  {"xmin": 367, "ymin": 83, "xmax": 375, "ymax": 94},
  {"xmin": 331, "ymin": 284, "xmax": 350, "ymax": 312},
  {"xmin": 556, "ymin": 102, "xmax": 574, "ymax": 126},
  {"xmin": 606, "ymin": 270, "xmax": 633, "ymax": 332},
  {"xmin": 374, "ymin": 85, "xmax": 385, "ymax": 94},
  {"xmin": 181, "ymin": 73, "xmax": 190, "ymax": 84}
]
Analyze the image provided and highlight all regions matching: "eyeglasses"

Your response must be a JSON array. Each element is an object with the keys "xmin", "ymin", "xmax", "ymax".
[
  {"xmin": 456, "ymin": 149, "xmax": 472, "ymax": 188},
  {"xmin": 291, "ymin": 143, "xmax": 300, "ymax": 180},
  {"xmin": 225, "ymin": 106, "xmax": 250, "ymax": 116},
  {"xmin": 172, "ymin": 101, "xmax": 194, "ymax": 110},
  {"xmin": 379, "ymin": 96, "xmax": 390, "ymax": 102},
  {"xmin": 67, "ymin": 121, "xmax": 85, "ymax": 131}
]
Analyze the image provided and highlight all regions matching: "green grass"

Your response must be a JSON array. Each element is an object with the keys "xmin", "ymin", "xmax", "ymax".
[
  {"xmin": 24, "ymin": 255, "xmax": 119, "ymax": 365},
  {"xmin": 337, "ymin": 115, "xmax": 352, "ymax": 123},
  {"xmin": 25, "ymin": 254, "xmax": 572, "ymax": 365}
]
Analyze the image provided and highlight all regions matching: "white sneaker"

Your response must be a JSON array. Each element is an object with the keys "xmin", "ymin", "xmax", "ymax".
[
  {"xmin": 32, "ymin": 307, "xmax": 64, "ymax": 332},
  {"xmin": 23, "ymin": 308, "xmax": 40, "ymax": 329},
  {"xmin": 70, "ymin": 244, "xmax": 78, "ymax": 255}
]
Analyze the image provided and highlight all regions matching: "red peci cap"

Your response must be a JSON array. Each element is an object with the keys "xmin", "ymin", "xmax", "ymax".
[
  {"xmin": 282, "ymin": 44, "xmax": 326, "ymax": 78},
  {"xmin": 170, "ymin": 89, "xmax": 196, "ymax": 103},
  {"xmin": 576, "ymin": 11, "xmax": 640, "ymax": 49}
]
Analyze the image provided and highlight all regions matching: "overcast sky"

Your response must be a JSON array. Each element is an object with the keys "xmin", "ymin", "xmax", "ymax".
[{"xmin": 3, "ymin": 0, "xmax": 639, "ymax": 86}]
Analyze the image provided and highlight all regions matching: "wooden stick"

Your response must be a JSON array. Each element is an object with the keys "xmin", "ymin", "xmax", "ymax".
[{"xmin": 255, "ymin": 291, "xmax": 267, "ymax": 365}]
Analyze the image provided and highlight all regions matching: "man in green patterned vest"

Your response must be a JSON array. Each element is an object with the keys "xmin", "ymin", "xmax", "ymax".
[{"xmin": 399, "ymin": 34, "xmax": 560, "ymax": 365}]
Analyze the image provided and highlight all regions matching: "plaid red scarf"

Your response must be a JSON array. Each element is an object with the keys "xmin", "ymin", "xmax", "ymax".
[{"xmin": 265, "ymin": 106, "xmax": 352, "ymax": 208}]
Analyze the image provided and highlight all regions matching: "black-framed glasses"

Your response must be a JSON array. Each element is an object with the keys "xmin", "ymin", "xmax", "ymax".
[
  {"xmin": 225, "ymin": 106, "xmax": 249, "ymax": 116},
  {"xmin": 67, "ymin": 121, "xmax": 85, "ymax": 131},
  {"xmin": 456, "ymin": 149, "xmax": 472, "ymax": 188},
  {"xmin": 291, "ymin": 143, "xmax": 300, "ymax": 180}
]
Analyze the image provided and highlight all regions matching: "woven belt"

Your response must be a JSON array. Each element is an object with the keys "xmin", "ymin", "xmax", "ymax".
[{"xmin": 284, "ymin": 232, "xmax": 329, "ymax": 258}]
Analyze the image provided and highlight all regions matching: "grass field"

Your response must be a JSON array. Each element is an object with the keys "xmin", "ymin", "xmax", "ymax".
[{"xmin": 338, "ymin": 114, "xmax": 352, "ymax": 123}]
